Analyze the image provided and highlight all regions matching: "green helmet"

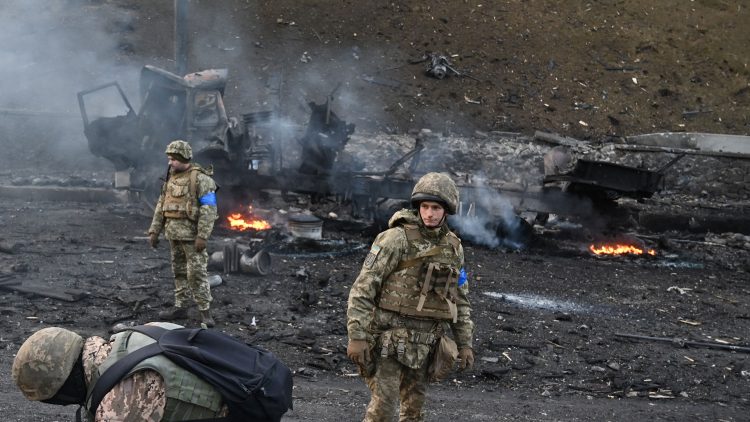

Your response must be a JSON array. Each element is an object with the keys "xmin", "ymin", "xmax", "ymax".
[
  {"xmin": 12, "ymin": 327, "xmax": 84, "ymax": 401},
  {"xmin": 411, "ymin": 172, "xmax": 459, "ymax": 215},
  {"xmin": 165, "ymin": 139, "xmax": 193, "ymax": 161}
]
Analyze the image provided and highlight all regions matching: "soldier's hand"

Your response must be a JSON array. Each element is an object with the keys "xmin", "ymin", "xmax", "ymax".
[
  {"xmin": 457, "ymin": 348, "xmax": 474, "ymax": 370},
  {"xmin": 347, "ymin": 339, "xmax": 370, "ymax": 367},
  {"xmin": 195, "ymin": 237, "xmax": 207, "ymax": 252},
  {"xmin": 148, "ymin": 233, "xmax": 159, "ymax": 249}
]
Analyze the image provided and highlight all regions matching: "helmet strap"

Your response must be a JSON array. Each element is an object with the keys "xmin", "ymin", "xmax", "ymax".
[{"xmin": 419, "ymin": 212, "xmax": 446, "ymax": 229}]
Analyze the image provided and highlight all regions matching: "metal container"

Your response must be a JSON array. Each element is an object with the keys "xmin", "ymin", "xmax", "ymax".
[{"xmin": 288, "ymin": 214, "xmax": 323, "ymax": 239}]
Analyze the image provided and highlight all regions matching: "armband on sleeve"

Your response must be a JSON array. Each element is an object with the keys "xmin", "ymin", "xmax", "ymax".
[
  {"xmin": 458, "ymin": 268, "xmax": 468, "ymax": 286},
  {"xmin": 199, "ymin": 191, "xmax": 217, "ymax": 206}
]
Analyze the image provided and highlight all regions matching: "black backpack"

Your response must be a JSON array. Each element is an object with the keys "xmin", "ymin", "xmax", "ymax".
[{"xmin": 88, "ymin": 325, "xmax": 293, "ymax": 422}]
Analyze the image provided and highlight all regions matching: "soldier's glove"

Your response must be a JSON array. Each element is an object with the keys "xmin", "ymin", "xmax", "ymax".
[
  {"xmin": 148, "ymin": 233, "xmax": 159, "ymax": 249},
  {"xmin": 195, "ymin": 237, "xmax": 207, "ymax": 252},
  {"xmin": 457, "ymin": 348, "xmax": 474, "ymax": 370},
  {"xmin": 347, "ymin": 339, "xmax": 370, "ymax": 368}
]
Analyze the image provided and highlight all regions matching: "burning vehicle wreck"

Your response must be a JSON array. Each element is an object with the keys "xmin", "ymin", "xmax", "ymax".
[
  {"xmin": 78, "ymin": 65, "xmax": 241, "ymax": 205},
  {"xmin": 77, "ymin": 65, "xmax": 676, "ymax": 250},
  {"xmin": 72, "ymin": 62, "xmax": 750, "ymax": 268}
]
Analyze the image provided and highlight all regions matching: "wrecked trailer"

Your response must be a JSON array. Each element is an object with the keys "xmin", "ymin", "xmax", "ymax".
[{"xmin": 543, "ymin": 155, "xmax": 684, "ymax": 203}]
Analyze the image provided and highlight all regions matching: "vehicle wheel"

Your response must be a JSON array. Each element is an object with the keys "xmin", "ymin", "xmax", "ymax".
[{"xmin": 132, "ymin": 167, "xmax": 165, "ymax": 213}]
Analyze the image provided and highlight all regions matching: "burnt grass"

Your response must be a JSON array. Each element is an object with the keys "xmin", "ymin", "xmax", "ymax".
[{"xmin": 0, "ymin": 197, "xmax": 747, "ymax": 421}]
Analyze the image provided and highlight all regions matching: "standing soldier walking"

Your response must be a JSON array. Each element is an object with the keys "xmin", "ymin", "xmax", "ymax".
[
  {"xmin": 148, "ymin": 140, "xmax": 219, "ymax": 328},
  {"xmin": 347, "ymin": 172, "xmax": 475, "ymax": 421}
]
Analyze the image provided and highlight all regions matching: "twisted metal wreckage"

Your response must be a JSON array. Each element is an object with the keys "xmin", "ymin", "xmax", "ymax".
[{"xmin": 77, "ymin": 65, "xmax": 687, "ymax": 241}]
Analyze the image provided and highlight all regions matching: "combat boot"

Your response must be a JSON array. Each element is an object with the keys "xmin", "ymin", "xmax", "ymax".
[
  {"xmin": 158, "ymin": 306, "xmax": 188, "ymax": 320},
  {"xmin": 200, "ymin": 309, "xmax": 215, "ymax": 328}
]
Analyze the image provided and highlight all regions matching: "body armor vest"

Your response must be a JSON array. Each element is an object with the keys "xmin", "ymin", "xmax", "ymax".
[
  {"xmin": 377, "ymin": 224, "xmax": 462, "ymax": 322},
  {"xmin": 86, "ymin": 324, "xmax": 223, "ymax": 419},
  {"xmin": 162, "ymin": 167, "xmax": 201, "ymax": 221}
]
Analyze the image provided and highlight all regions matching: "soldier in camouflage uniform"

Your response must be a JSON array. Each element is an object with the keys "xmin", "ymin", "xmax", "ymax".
[
  {"xmin": 12, "ymin": 324, "xmax": 228, "ymax": 421},
  {"xmin": 347, "ymin": 172, "xmax": 475, "ymax": 422},
  {"xmin": 148, "ymin": 140, "xmax": 219, "ymax": 327}
]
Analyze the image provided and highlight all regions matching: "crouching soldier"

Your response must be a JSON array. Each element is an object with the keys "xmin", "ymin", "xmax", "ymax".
[
  {"xmin": 347, "ymin": 172, "xmax": 475, "ymax": 421},
  {"xmin": 12, "ymin": 323, "xmax": 227, "ymax": 421}
]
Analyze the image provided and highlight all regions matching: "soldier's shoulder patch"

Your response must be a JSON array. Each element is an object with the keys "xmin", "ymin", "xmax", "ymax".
[{"xmin": 364, "ymin": 244, "xmax": 382, "ymax": 268}]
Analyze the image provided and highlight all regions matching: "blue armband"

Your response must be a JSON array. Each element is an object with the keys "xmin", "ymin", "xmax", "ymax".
[
  {"xmin": 199, "ymin": 191, "xmax": 217, "ymax": 206},
  {"xmin": 458, "ymin": 268, "xmax": 468, "ymax": 286}
]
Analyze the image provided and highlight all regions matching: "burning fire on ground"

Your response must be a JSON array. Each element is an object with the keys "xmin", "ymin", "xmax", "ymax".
[
  {"xmin": 589, "ymin": 243, "xmax": 656, "ymax": 256},
  {"xmin": 226, "ymin": 206, "xmax": 271, "ymax": 231}
]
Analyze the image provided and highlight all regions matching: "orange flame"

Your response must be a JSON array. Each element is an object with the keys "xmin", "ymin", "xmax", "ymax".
[
  {"xmin": 589, "ymin": 243, "xmax": 656, "ymax": 256},
  {"xmin": 226, "ymin": 206, "xmax": 271, "ymax": 231}
]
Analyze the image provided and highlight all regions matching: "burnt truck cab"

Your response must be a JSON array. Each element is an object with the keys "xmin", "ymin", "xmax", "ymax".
[{"xmin": 78, "ymin": 65, "xmax": 241, "ymax": 200}]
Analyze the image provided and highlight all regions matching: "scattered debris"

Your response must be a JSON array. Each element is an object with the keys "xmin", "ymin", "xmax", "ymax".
[
  {"xmin": 667, "ymin": 286, "xmax": 693, "ymax": 295},
  {"xmin": 464, "ymin": 95, "xmax": 481, "ymax": 104},
  {"xmin": 0, "ymin": 282, "xmax": 89, "ymax": 302},
  {"xmin": 411, "ymin": 52, "xmax": 480, "ymax": 81},
  {"xmin": 0, "ymin": 240, "xmax": 21, "ymax": 254},
  {"xmin": 677, "ymin": 318, "xmax": 702, "ymax": 326},
  {"xmin": 359, "ymin": 74, "xmax": 401, "ymax": 88},
  {"xmin": 615, "ymin": 333, "xmax": 750, "ymax": 353},
  {"xmin": 209, "ymin": 241, "xmax": 271, "ymax": 275}
]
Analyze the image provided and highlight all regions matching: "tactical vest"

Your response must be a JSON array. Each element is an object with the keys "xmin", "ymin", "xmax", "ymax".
[
  {"xmin": 377, "ymin": 224, "xmax": 462, "ymax": 322},
  {"xmin": 85, "ymin": 324, "xmax": 223, "ymax": 420},
  {"xmin": 161, "ymin": 167, "xmax": 203, "ymax": 221}
]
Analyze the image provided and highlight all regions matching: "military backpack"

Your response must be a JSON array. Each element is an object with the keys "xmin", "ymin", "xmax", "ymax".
[{"xmin": 88, "ymin": 325, "xmax": 293, "ymax": 422}]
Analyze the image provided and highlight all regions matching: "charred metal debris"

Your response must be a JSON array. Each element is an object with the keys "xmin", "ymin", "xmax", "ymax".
[{"xmin": 76, "ymin": 65, "xmax": 749, "ymax": 250}]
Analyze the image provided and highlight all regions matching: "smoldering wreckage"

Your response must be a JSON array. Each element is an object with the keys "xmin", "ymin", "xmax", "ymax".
[{"xmin": 1, "ymin": 63, "xmax": 750, "ymax": 421}]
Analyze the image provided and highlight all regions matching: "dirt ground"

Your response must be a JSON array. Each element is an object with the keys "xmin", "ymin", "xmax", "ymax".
[
  {"xmin": 0, "ymin": 1, "xmax": 749, "ymax": 421},
  {"xmin": 0, "ymin": 193, "xmax": 748, "ymax": 422},
  {"xmin": 130, "ymin": 0, "xmax": 750, "ymax": 139}
]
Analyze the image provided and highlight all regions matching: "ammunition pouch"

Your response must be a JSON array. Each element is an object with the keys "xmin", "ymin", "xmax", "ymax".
[
  {"xmin": 378, "ymin": 327, "xmax": 437, "ymax": 370},
  {"xmin": 161, "ymin": 169, "xmax": 199, "ymax": 221},
  {"xmin": 427, "ymin": 335, "xmax": 458, "ymax": 382},
  {"xmin": 416, "ymin": 262, "xmax": 459, "ymax": 322}
]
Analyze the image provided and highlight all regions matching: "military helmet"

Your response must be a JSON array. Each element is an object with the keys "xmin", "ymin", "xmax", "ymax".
[
  {"xmin": 411, "ymin": 172, "xmax": 459, "ymax": 215},
  {"xmin": 12, "ymin": 327, "xmax": 84, "ymax": 401},
  {"xmin": 165, "ymin": 139, "xmax": 193, "ymax": 161}
]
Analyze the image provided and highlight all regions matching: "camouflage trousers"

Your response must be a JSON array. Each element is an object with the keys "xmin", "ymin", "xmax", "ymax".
[
  {"xmin": 363, "ymin": 354, "xmax": 430, "ymax": 422},
  {"xmin": 169, "ymin": 240, "xmax": 212, "ymax": 311}
]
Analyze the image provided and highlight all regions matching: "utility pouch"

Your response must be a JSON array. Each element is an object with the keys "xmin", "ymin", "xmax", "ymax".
[
  {"xmin": 379, "ymin": 328, "xmax": 433, "ymax": 369},
  {"xmin": 169, "ymin": 178, "xmax": 190, "ymax": 197},
  {"xmin": 428, "ymin": 335, "xmax": 458, "ymax": 382}
]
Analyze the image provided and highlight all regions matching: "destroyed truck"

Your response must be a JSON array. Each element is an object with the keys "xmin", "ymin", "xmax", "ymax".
[
  {"xmin": 78, "ymin": 65, "xmax": 246, "ymax": 206},
  {"xmin": 76, "ymin": 66, "xmax": 521, "ymax": 236},
  {"xmin": 78, "ymin": 65, "xmax": 672, "ymax": 247},
  {"xmin": 77, "ymin": 65, "xmax": 358, "ymax": 210}
]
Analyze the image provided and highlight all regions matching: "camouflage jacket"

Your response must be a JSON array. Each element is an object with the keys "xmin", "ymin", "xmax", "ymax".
[
  {"xmin": 83, "ymin": 336, "xmax": 166, "ymax": 421},
  {"xmin": 82, "ymin": 323, "xmax": 228, "ymax": 421},
  {"xmin": 148, "ymin": 164, "xmax": 218, "ymax": 241},
  {"xmin": 347, "ymin": 209, "xmax": 474, "ymax": 349}
]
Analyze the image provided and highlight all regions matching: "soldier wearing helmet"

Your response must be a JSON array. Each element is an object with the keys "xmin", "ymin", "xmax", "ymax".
[
  {"xmin": 148, "ymin": 139, "xmax": 219, "ymax": 328},
  {"xmin": 346, "ymin": 172, "xmax": 475, "ymax": 421},
  {"xmin": 12, "ymin": 324, "xmax": 227, "ymax": 421}
]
